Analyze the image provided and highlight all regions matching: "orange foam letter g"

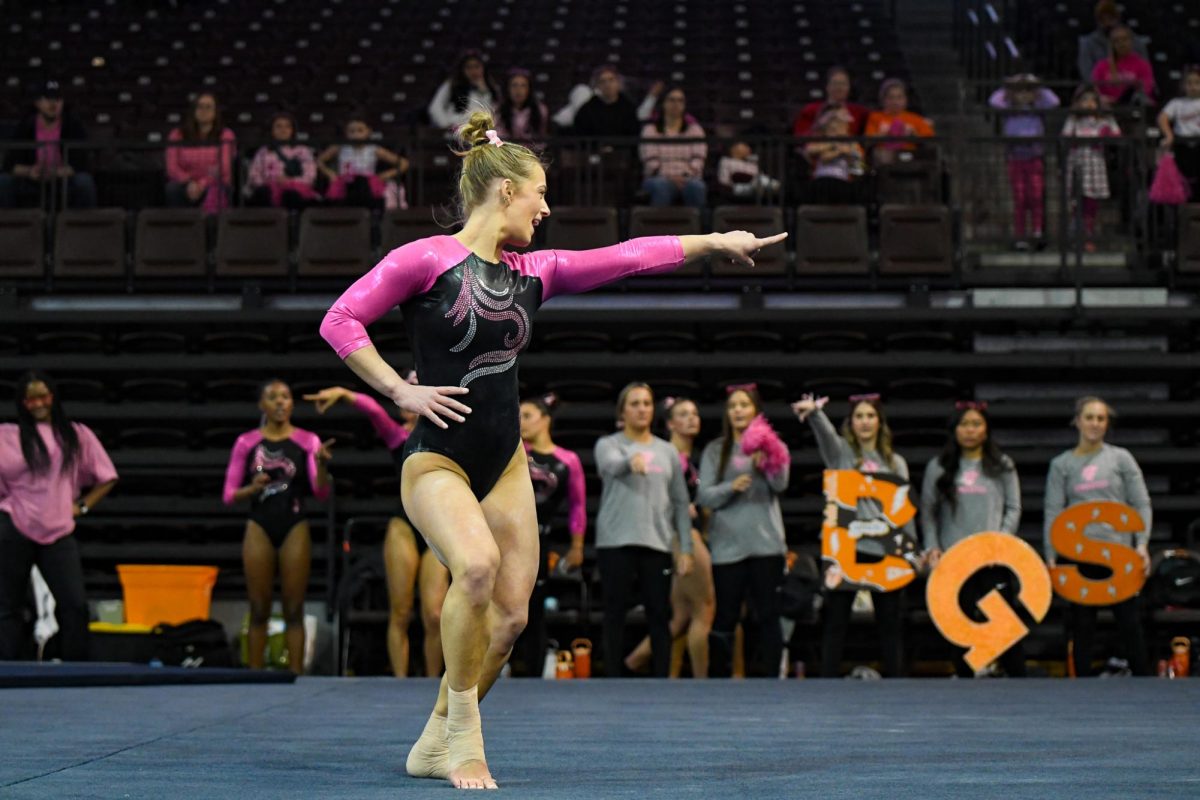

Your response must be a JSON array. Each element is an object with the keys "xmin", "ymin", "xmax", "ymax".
[{"xmin": 926, "ymin": 532, "xmax": 1052, "ymax": 674}]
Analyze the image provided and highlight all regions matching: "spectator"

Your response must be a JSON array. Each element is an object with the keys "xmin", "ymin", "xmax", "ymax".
[
  {"xmin": 244, "ymin": 112, "xmax": 321, "ymax": 209},
  {"xmin": 639, "ymin": 86, "xmax": 707, "ymax": 208},
  {"xmin": 0, "ymin": 80, "xmax": 97, "ymax": 209},
  {"xmin": 864, "ymin": 79, "xmax": 935, "ymax": 166},
  {"xmin": 801, "ymin": 109, "xmax": 866, "ymax": 205},
  {"xmin": 1063, "ymin": 85, "xmax": 1120, "ymax": 250},
  {"xmin": 427, "ymin": 50, "xmax": 499, "ymax": 132},
  {"xmin": 165, "ymin": 92, "xmax": 237, "ymax": 213},
  {"xmin": 637, "ymin": 80, "xmax": 666, "ymax": 123},
  {"xmin": 571, "ymin": 64, "xmax": 643, "ymax": 138},
  {"xmin": 1158, "ymin": 66, "xmax": 1200, "ymax": 198},
  {"xmin": 317, "ymin": 113, "xmax": 407, "ymax": 210},
  {"xmin": 1077, "ymin": 1, "xmax": 1149, "ymax": 83},
  {"xmin": 494, "ymin": 68, "xmax": 549, "ymax": 146},
  {"xmin": 792, "ymin": 66, "xmax": 869, "ymax": 137},
  {"xmin": 1090, "ymin": 25, "xmax": 1156, "ymax": 106},
  {"xmin": 989, "ymin": 74, "xmax": 1060, "ymax": 248},
  {"xmin": 717, "ymin": 139, "xmax": 781, "ymax": 203}
]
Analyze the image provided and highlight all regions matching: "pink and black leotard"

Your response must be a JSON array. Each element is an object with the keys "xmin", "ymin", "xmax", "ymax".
[
  {"xmin": 222, "ymin": 428, "xmax": 330, "ymax": 547},
  {"xmin": 347, "ymin": 391, "xmax": 424, "ymax": 524},
  {"xmin": 320, "ymin": 235, "xmax": 684, "ymax": 500},
  {"xmin": 525, "ymin": 442, "xmax": 587, "ymax": 539}
]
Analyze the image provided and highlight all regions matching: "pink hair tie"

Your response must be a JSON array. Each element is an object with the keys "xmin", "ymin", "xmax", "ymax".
[
  {"xmin": 485, "ymin": 129, "xmax": 505, "ymax": 147},
  {"xmin": 663, "ymin": 396, "xmax": 678, "ymax": 411}
]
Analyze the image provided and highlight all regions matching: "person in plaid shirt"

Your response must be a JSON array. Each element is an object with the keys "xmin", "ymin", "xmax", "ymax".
[
  {"xmin": 639, "ymin": 85, "xmax": 708, "ymax": 208},
  {"xmin": 245, "ymin": 112, "xmax": 321, "ymax": 208},
  {"xmin": 1062, "ymin": 85, "xmax": 1120, "ymax": 250}
]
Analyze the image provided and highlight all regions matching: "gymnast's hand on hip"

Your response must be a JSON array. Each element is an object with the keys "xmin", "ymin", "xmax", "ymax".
[{"xmin": 392, "ymin": 382, "xmax": 472, "ymax": 430}]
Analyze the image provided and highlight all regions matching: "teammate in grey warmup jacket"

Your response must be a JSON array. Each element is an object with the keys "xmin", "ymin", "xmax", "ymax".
[
  {"xmin": 1044, "ymin": 396, "xmax": 1152, "ymax": 676},
  {"xmin": 595, "ymin": 382, "xmax": 694, "ymax": 677},
  {"xmin": 792, "ymin": 393, "xmax": 909, "ymax": 678},
  {"xmin": 921, "ymin": 402, "xmax": 1024, "ymax": 676},
  {"xmin": 697, "ymin": 385, "xmax": 789, "ymax": 677}
]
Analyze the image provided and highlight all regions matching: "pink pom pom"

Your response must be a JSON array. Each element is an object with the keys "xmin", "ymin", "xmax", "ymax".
[
  {"xmin": 740, "ymin": 414, "xmax": 790, "ymax": 478},
  {"xmin": 1150, "ymin": 153, "xmax": 1191, "ymax": 205}
]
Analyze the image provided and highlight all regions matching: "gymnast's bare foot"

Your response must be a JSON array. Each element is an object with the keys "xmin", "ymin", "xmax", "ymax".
[
  {"xmin": 448, "ymin": 758, "xmax": 498, "ymax": 790},
  {"xmin": 446, "ymin": 686, "xmax": 498, "ymax": 789}
]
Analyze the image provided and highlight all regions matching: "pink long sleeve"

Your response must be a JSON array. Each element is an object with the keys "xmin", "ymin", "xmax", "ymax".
[
  {"xmin": 351, "ymin": 393, "xmax": 409, "ymax": 450},
  {"xmin": 165, "ymin": 128, "xmax": 188, "ymax": 183},
  {"xmin": 320, "ymin": 237, "xmax": 457, "ymax": 359},
  {"xmin": 507, "ymin": 236, "xmax": 685, "ymax": 302},
  {"xmin": 222, "ymin": 430, "xmax": 261, "ymax": 505},
  {"xmin": 556, "ymin": 446, "xmax": 588, "ymax": 538},
  {"xmin": 294, "ymin": 429, "xmax": 331, "ymax": 502}
]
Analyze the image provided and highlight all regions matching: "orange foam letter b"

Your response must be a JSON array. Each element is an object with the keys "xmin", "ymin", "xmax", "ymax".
[{"xmin": 821, "ymin": 469, "xmax": 918, "ymax": 593}]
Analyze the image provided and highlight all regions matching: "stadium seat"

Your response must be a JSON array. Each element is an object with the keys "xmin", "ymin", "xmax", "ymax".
[
  {"xmin": 53, "ymin": 209, "xmax": 127, "ymax": 278},
  {"xmin": 380, "ymin": 206, "xmax": 446, "ymax": 252},
  {"xmin": 215, "ymin": 208, "xmax": 289, "ymax": 277},
  {"xmin": 629, "ymin": 206, "xmax": 703, "ymax": 275},
  {"xmin": 795, "ymin": 206, "xmax": 869, "ymax": 275},
  {"xmin": 297, "ymin": 207, "xmax": 373, "ymax": 277},
  {"xmin": 0, "ymin": 209, "xmax": 45, "ymax": 278},
  {"xmin": 1179, "ymin": 204, "xmax": 1200, "ymax": 274},
  {"xmin": 543, "ymin": 207, "xmax": 619, "ymax": 251},
  {"xmin": 710, "ymin": 206, "xmax": 787, "ymax": 276},
  {"xmin": 134, "ymin": 209, "xmax": 207, "ymax": 278},
  {"xmin": 878, "ymin": 205, "xmax": 953, "ymax": 275}
]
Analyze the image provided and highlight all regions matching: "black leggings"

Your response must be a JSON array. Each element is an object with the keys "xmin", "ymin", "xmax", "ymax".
[
  {"xmin": 598, "ymin": 546, "xmax": 673, "ymax": 677},
  {"xmin": 955, "ymin": 566, "xmax": 1026, "ymax": 677},
  {"xmin": 516, "ymin": 527, "xmax": 551, "ymax": 677},
  {"xmin": 1067, "ymin": 595, "xmax": 1150, "ymax": 676},
  {"xmin": 710, "ymin": 556, "xmax": 785, "ymax": 678},
  {"xmin": 821, "ymin": 588, "xmax": 905, "ymax": 677},
  {"xmin": 0, "ymin": 512, "xmax": 90, "ymax": 661}
]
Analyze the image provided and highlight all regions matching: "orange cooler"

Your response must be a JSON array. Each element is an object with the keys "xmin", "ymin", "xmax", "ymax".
[{"xmin": 116, "ymin": 565, "xmax": 219, "ymax": 626}]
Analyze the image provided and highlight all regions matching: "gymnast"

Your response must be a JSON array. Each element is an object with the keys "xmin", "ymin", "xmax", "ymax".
[{"xmin": 320, "ymin": 108, "xmax": 784, "ymax": 789}]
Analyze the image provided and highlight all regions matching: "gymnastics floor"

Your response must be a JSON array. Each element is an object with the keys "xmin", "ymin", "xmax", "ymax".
[{"xmin": 3, "ymin": 677, "xmax": 1198, "ymax": 799}]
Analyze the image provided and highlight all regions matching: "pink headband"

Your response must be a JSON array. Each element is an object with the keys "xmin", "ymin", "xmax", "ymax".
[
  {"xmin": 726, "ymin": 382, "xmax": 758, "ymax": 395},
  {"xmin": 848, "ymin": 392, "xmax": 881, "ymax": 404},
  {"xmin": 955, "ymin": 400, "xmax": 988, "ymax": 412}
]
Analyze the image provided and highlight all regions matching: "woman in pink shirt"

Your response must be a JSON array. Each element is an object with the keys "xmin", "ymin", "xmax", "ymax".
[
  {"xmin": 1090, "ymin": 25, "xmax": 1156, "ymax": 106},
  {"xmin": 165, "ymin": 92, "xmax": 237, "ymax": 214},
  {"xmin": 639, "ymin": 85, "xmax": 708, "ymax": 208},
  {"xmin": 0, "ymin": 372, "xmax": 117, "ymax": 661}
]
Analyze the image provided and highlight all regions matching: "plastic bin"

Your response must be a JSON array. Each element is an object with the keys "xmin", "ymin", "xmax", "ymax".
[{"xmin": 116, "ymin": 565, "xmax": 219, "ymax": 626}]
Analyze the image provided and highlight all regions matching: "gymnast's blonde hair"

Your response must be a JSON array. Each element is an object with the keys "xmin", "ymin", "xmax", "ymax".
[{"xmin": 452, "ymin": 108, "xmax": 546, "ymax": 222}]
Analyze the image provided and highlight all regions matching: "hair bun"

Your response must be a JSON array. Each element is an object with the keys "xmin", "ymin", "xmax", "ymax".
[
  {"xmin": 542, "ymin": 392, "xmax": 559, "ymax": 411},
  {"xmin": 454, "ymin": 109, "xmax": 497, "ymax": 157}
]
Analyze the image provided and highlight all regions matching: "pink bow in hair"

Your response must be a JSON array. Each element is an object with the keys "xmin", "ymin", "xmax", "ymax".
[
  {"xmin": 485, "ymin": 130, "xmax": 505, "ymax": 147},
  {"xmin": 725, "ymin": 382, "xmax": 758, "ymax": 395}
]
